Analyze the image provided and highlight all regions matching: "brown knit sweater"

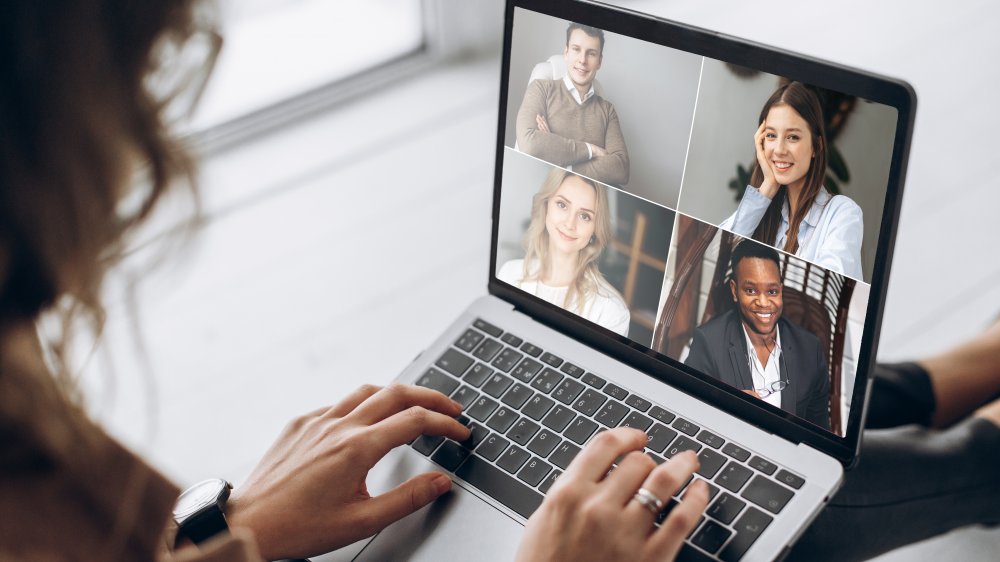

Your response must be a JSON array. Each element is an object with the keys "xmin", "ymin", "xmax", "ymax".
[{"xmin": 515, "ymin": 78, "xmax": 629, "ymax": 186}]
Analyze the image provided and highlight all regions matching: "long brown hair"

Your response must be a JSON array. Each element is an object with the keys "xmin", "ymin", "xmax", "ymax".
[
  {"xmin": 522, "ymin": 169, "xmax": 614, "ymax": 313},
  {"xmin": 749, "ymin": 82, "xmax": 827, "ymax": 253},
  {"xmin": 0, "ymin": 1, "xmax": 202, "ymax": 390}
]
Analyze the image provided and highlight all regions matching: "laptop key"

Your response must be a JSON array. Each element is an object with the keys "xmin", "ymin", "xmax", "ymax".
[
  {"xmin": 646, "ymin": 423, "xmax": 678, "ymax": 453},
  {"xmin": 595, "ymin": 401, "xmax": 630, "ymax": 428},
  {"xmin": 603, "ymin": 383, "xmax": 629, "ymax": 401},
  {"xmin": 572, "ymin": 388, "xmax": 607, "ymax": 416},
  {"xmin": 520, "ymin": 341, "xmax": 543, "ymax": 357},
  {"xmin": 473, "ymin": 319, "xmax": 502, "ymax": 337},
  {"xmin": 527, "ymin": 429, "xmax": 561, "ymax": 457},
  {"xmin": 416, "ymin": 368, "xmax": 460, "ymax": 396},
  {"xmin": 560, "ymin": 362, "xmax": 584, "ymax": 378},
  {"xmin": 482, "ymin": 373, "xmax": 514, "ymax": 399},
  {"xmin": 522, "ymin": 394, "xmax": 555, "ymax": 421},
  {"xmin": 748, "ymin": 455, "xmax": 778, "ymax": 476},
  {"xmin": 672, "ymin": 417, "xmax": 700, "ymax": 436},
  {"xmin": 649, "ymin": 406, "xmax": 676, "ymax": 424},
  {"xmin": 455, "ymin": 456, "xmax": 543, "ymax": 519},
  {"xmin": 475, "ymin": 434, "xmax": 509, "ymax": 462},
  {"xmin": 741, "ymin": 475, "xmax": 794, "ymax": 514},
  {"xmin": 463, "ymin": 363, "xmax": 494, "ymax": 387},
  {"xmin": 707, "ymin": 492, "xmax": 747, "ymax": 525},
  {"xmin": 620, "ymin": 411, "xmax": 653, "ymax": 431},
  {"xmin": 510, "ymin": 358, "xmax": 543, "ymax": 383},
  {"xmin": 501, "ymin": 383, "xmax": 534, "ymax": 409},
  {"xmin": 675, "ymin": 543, "xmax": 715, "ymax": 562},
  {"xmin": 775, "ymin": 469, "xmax": 805, "ymax": 490},
  {"xmin": 722, "ymin": 442, "xmax": 751, "ymax": 462},
  {"xmin": 541, "ymin": 405, "xmax": 576, "ymax": 432},
  {"xmin": 517, "ymin": 457, "xmax": 553, "ymax": 487},
  {"xmin": 435, "ymin": 349, "xmax": 474, "ymax": 378},
  {"xmin": 539, "ymin": 352, "xmax": 563, "ymax": 368},
  {"xmin": 531, "ymin": 368, "xmax": 564, "ymax": 394},
  {"xmin": 665, "ymin": 436, "xmax": 702, "ymax": 458},
  {"xmin": 692, "ymin": 519, "xmax": 732, "ymax": 555},
  {"xmin": 472, "ymin": 338, "xmax": 503, "ymax": 362},
  {"xmin": 507, "ymin": 418, "xmax": 540, "ymax": 447},
  {"xmin": 500, "ymin": 332, "xmax": 523, "ymax": 347},
  {"xmin": 715, "ymin": 462, "xmax": 754, "ymax": 493},
  {"xmin": 624, "ymin": 394, "xmax": 652, "ymax": 412},
  {"xmin": 492, "ymin": 348, "xmax": 524, "ymax": 373},
  {"xmin": 450, "ymin": 385, "xmax": 479, "ymax": 409},
  {"xmin": 553, "ymin": 379, "xmax": 585, "ymax": 405},
  {"xmin": 497, "ymin": 445, "xmax": 531, "ymax": 474},
  {"xmin": 564, "ymin": 416, "xmax": 599, "ymax": 445},
  {"xmin": 486, "ymin": 407, "xmax": 519, "ymax": 434},
  {"xmin": 455, "ymin": 329, "xmax": 485, "ymax": 353},
  {"xmin": 412, "ymin": 435, "xmax": 444, "ymax": 456},
  {"xmin": 461, "ymin": 423, "xmax": 490, "ymax": 450},
  {"xmin": 697, "ymin": 449, "xmax": 727, "ymax": 479},
  {"xmin": 696, "ymin": 430, "xmax": 725, "ymax": 449},
  {"xmin": 431, "ymin": 440, "xmax": 472, "ymax": 472},
  {"xmin": 539, "ymin": 469, "xmax": 561, "ymax": 494},
  {"xmin": 549, "ymin": 442, "xmax": 581, "ymax": 470},
  {"xmin": 467, "ymin": 396, "xmax": 498, "ymax": 422},
  {"xmin": 581, "ymin": 372, "xmax": 606, "ymax": 389},
  {"xmin": 718, "ymin": 507, "xmax": 773, "ymax": 562}
]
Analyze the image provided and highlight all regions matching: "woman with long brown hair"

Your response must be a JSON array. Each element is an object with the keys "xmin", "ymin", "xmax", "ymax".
[
  {"xmin": 497, "ymin": 168, "xmax": 630, "ymax": 336},
  {"xmin": 0, "ymin": 1, "xmax": 707, "ymax": 560},
  {"xmin": 720, "ymin": 82, "xmax": 864, "ymax": 280}
]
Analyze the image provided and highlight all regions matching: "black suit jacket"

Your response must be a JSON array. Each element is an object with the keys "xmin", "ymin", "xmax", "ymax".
[{"xmin": 684, "ymin": 310, "xmax": 830, "ymax": 430}]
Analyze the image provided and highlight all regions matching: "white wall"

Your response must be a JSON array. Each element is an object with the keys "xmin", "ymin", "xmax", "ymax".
[{"xmin": 503, "ymin": 8, "xmax": 702, "ymax": 209}]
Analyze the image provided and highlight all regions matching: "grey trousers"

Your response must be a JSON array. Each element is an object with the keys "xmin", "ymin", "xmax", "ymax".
[{"xmin": 787, "ymin": 363, "xmax": 1000, "ymax": 561}]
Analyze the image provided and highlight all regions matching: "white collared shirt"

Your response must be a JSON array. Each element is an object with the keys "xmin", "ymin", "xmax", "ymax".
[
  {"xmin": 720, "ymin": 186, "xmax": 865, "ymax": 280},
  {"xmin": 742, "ymin": 325, "xmax": 783, "ymax": 408}
]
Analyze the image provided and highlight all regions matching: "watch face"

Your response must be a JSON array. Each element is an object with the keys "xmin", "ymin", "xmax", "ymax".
[{"xmin": 174, "ymin": 478, "xmax": 228, "ymax": 519}]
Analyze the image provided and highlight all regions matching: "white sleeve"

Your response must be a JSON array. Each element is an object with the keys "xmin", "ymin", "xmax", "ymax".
[{"xmin": 811, "ymin": 198, "xmax": 864, "ymax": 280}]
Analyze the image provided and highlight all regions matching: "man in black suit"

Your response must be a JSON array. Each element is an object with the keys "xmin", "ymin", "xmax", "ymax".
[{"xmin": 685, "ymin": 241, "xmax": 830, "ymax": 430}]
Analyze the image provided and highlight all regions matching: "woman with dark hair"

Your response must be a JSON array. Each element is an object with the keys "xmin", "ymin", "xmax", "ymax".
[
  {"xmin": 720, "ymin": 82, "xmax": 864, "ymax": 280},
  {"xmin": 0, "ymin": 1, "xmax": 707, "ymax": 560}
]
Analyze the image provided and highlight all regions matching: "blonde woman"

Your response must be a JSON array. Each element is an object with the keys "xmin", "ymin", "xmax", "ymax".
[{"xmin": 498, "ymin": 169, "xmax": 630, "ymax": 336}]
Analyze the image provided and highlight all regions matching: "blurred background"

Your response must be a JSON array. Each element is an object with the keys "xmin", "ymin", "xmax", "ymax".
[{"xmin": 79, "ymin": 1, "xmax": 1000, "ymax": 559}]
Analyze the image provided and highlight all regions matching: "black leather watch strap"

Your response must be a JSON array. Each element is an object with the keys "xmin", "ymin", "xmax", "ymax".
[{"xmin": 181, "ymin": 507, "xmax": 229, "ymax": 544}]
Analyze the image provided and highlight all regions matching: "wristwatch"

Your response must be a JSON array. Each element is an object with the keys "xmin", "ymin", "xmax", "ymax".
[{"xmin": 173, "ymin": 478, "xmax": 233, "ymax": 546}]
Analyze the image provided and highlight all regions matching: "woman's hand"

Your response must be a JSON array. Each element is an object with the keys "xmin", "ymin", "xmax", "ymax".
[
  {"xmin": 516, "ymin": 428, "xmax": 709, "ymax": 562},
  {"xmin": 225, "ymin": 384, "xmax": 470, "ymax": 561},
  {"xmin": 754, "ymin": 121, "xmax": 780, "ymax": 199}
]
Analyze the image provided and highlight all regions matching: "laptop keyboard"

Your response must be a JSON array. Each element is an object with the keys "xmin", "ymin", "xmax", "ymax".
[{"xmin": 410, "ymin": 318, "xmax": 806, "ymax": 561}]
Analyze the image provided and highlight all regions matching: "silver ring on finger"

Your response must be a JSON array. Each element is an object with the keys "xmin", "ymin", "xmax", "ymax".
[{"xmin": 632, "ymin": 487, "xmax": 664, "ymax": 516}]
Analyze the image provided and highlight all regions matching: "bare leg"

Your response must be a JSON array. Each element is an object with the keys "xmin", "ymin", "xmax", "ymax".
[{"xmin": 918, "ymin": 317, "xmax": 1000, "ymax": 428}]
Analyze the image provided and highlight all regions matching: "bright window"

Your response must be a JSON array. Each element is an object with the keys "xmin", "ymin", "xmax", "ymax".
[{"xmin": 190, "ymin": 0, "xmax": 425, "ymax": 132}]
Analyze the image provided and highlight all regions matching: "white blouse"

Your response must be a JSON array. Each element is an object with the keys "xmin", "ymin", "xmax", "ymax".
[
  {"xmin": 496, "ymin": 259, "xmax": 630, "ymax": 337},
  {"xmin": 720, "ymin": 185, "xmax": 864, "ymax": 280}
]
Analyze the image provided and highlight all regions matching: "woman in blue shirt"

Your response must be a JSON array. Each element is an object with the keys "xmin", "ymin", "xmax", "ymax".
[{"xmin": 720, "ymin": 82, "xmax": 864, "ymax": 280}]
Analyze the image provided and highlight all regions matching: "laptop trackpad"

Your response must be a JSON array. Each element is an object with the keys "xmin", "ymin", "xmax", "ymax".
[
  {"xmin": 344, "ymin": 449, "xmax": 525, "ymax": 561},
  {"xmin": 354, "ymin": 483, "xmax": 524, "ymax": 560}
]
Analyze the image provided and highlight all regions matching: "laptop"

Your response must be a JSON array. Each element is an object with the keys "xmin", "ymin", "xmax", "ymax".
[{"xmin": 316, "ymin": 0, "xmax": 914, "ymax": 560}]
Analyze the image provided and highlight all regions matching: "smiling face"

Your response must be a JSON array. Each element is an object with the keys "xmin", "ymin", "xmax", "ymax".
[
  {"xmin": 730, "ymin": 257, "xmax": 783, "ymax": 338},
  {"xmin": 545, "ymin": 174, "xmax": 597, "ymax": 257},
  {"xmin": 563, "ymin": 28, "xmax": 602, "ymax": 93},
  {"xmin": 763, "ymin": 104, "xmax": 815, "ymax": 192}
]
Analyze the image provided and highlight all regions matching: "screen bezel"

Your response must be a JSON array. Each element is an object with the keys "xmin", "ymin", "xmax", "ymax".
[{"xmin": 489, "ymin": 0, "xmax": 916, "ymax": 467}]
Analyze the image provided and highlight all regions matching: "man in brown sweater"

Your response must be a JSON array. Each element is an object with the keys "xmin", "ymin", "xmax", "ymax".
[{"xmin": 515, "ymin": 23, "xmax": 630, "ymax": 186}]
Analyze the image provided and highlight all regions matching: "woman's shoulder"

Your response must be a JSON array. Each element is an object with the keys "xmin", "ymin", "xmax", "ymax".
[
  {"xmin": 496, "ymin": 259, "xmax": 526, "ymax": 284},
  {"xmin": 591, "ymin": 275, "xmax": 627, "ymax": 310},
  {"xmin": 825, "ymin": 193, "xmax": 863, "ymax": 215}
]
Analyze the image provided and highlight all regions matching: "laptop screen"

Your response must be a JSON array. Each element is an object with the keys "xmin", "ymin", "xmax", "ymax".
[{"xmin": 491, "ymin": 1, "xmax": 913, "ymax": 446}]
